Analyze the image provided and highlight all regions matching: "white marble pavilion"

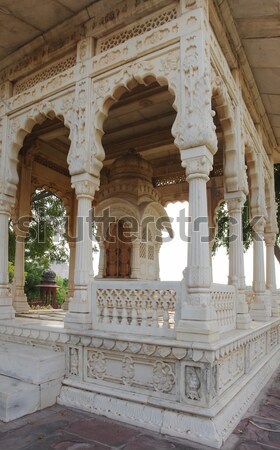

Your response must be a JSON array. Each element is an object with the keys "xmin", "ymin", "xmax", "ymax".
[{"xmin": 0, "ymin": 1, "xmax": 279, "ymax": 447}]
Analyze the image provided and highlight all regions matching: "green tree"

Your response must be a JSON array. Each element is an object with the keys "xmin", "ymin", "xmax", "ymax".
[
  {"xmin": 9, "ymin": 190, "xmax": 69, "ymax": 301},
  {"xmin": 56, "ymin": 276, "xmax": 68, "ymax": 305},
  {"xmin": 25, "ymin": 191, "xmax": 68, "ymax": 264}
]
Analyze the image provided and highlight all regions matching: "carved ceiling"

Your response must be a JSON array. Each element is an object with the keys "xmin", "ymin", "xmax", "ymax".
[
  {"xmin": 0, "ymin": 0, "xmax": 97, "ymax": 62},
  {"xmin": 227, "ymin": 0, "xmax": 280, "ymax": 148}
]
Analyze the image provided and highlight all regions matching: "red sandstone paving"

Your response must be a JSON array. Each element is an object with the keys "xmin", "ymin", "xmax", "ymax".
[
  {"xmin": 66, "ymin": 418, "xmax": 140, "ymax": 447},
  {"xmin": 1, "ymin": 369, "xmax": 280, "ymax": 450}
]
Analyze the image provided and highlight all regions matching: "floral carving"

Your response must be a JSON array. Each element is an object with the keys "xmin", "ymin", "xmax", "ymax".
[
  {"xmin": 69, "ymin": 347, "xmax": 79, "ymax": 376},
  {"xmin": 153, "ymin": 361, "xmax": 175, "ymax": 393},
  {"xmin": 122, "ymin": 356, "xmax": 135, "ymax": 385},
  {"xmin": 186, "ymin": 366, "xmax": 201, "ymax": 401},
  {"xmin": 174, "ymin": 24, "xmax": 217, "ymax": 154},
  {"xmin": 87, "ymin": 351, "xmax": 106, "ymax": 380}
]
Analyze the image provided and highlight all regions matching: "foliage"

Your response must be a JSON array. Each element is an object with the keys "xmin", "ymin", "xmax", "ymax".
[
  {"xmin": 56, "ymin": 276, "xmax": 68, "ymax": 305},
  {"xmin": 24, "ymin": 260, "xmax": 46, "ymax": 300},
  {"xmin": 212, "ymin": 198, "xmax": 252, "ymax": 255},
  {"xmin": 25, "ymin": 191, "xmax": 69, "ymax": 265},
  {"xmin": 8, "ymin": 262, "xmax": 14, "ymax": 283}
]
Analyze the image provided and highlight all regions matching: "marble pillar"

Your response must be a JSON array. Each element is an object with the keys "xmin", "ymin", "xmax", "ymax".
[
  {"xmin": 64, "ymin": 173, "xmax": 99, "ymax": 329},
  {"xmin": 226, "ymin": 192, "xmax": 251, "ymax": 329},
  {"xmin": 176, "ymin": 146, "xmax": 219, "ymax": 343}
]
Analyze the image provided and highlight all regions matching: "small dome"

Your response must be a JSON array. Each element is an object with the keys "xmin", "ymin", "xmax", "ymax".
[
  {"xmin": 110, "ymin": 149, "xmax": 153, "ymax": 183},
  {"xmin": 41, "ymin": 268, "xmax": 56, "ymax": 282}
]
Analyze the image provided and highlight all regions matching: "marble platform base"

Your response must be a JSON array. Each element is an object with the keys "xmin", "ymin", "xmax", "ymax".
[
  {"xmin": 0, "ymin": 340, "xmax": 65, "ymax": 421},
  {"xmin": 58, "ymin": 344, "xmax": 280, "ymax": 448},
  {"xmin": 0, "ymin": 317, "xmax": 279, "ymax": 446},
  {"xmin": 0, "ymin": 374, "xmax": 39, "ymax": 422}
]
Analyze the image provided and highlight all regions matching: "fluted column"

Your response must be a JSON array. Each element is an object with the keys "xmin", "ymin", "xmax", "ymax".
[
  {"xmin": 131, "ymin": 240, "xmax": 141, "ymax": 279},
  {"xmin": 12, "ymin": 154, "xmax": 33, "ymax": 312},
  {"xmin": 176, "ymin": 146, "xmax": 219, "ymax": 343},
  {"xmin": 251, "ymin": 217, "xmax": 271, "ymax": 321},
  {"xmin": 265, "ymin": 232, "xmax": 279, "ymax": 317},
  {"xmin": 13, "ymin": 231, "xmax": 30, "ymax": 312},
  {"xmin": 154, "ymin": 242, "xmax": 161, "ymax": 281},
  {"xmin": 64, "ymin": 173, "xmax": 99, "ymax": 329},
  {"xmin": 225, "ymin": 193, "xmax": 251, "ymax": 329},
  {"xmin": 96, "ymin": 242, "xmax": 105, "ymax": 278},
  {"xmin": 63, "ymin": 241, "xmax": 75, "ymax": 311},
  {"xmin": 0, "ymin": 196, "xmax": 15, "ymax": 319}
]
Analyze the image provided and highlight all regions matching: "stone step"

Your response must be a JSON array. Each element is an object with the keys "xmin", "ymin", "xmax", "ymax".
[
  {"xmin": 0, "ymin": 374, "xmax": 40, "ymax": 422},
  {"xmin": 0, "ymin": 341, "xmax": 65, "ymax": 384}
]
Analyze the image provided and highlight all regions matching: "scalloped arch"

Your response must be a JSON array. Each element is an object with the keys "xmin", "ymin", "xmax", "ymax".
[
  {"xmin": 30, "ymin": 184, "xmax": 72, "ymax": 216},
  {"xmin": 92, "ymin": 64, "xmax": 179, "ymax": 164},
  {"xmin": 244, "ymin": 138, "xmax": 264, "ymax": 219},
  {"xmin": 212, "ymin": 75, "xmax": 239, "ymax": 193},
  {"xmin": 5, "ymin": 97, "xmax": 74, "ymax": 199}
]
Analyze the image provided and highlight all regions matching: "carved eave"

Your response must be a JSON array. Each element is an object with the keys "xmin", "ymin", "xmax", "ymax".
[{"xmin": 210, "ymin": 0, "xmax": 278, "ymax": 160}]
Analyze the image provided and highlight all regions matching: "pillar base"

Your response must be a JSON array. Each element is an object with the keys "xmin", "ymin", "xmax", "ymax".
[
  {"xmin": 176, "ymin": 319, "xmax": 219, "ymax": 343},
  {"xmin": 0, "ymin": 305, "xmax": 15, "ymax": 320},
  {"xmin": 64, "ymin": 312, "xmax": 92, "ymax": 330},
  {"xmin": 236, "ymin": 313, "xmax": 252, "ymax": 329},
  {"xmin": 0, "ymin": 290, "xmax": 15, "ymax": 319},
  {"xmin": 251, "ymin": 293, "xmax": 271, "ymax": 322},
  {"xmin": 13, "ymin": 294, "xmax": 30, "ymax": 313},
  {"xmin": 236, "ymin": 293, "xmax": 252, "ymax": 329},
  {"xmin": 62, "ymin": 297, "xmax": 70, "ymax": 311},
  {"xmin": 271, "ymin": 293, "xmax": 280, "ymax": 317}
]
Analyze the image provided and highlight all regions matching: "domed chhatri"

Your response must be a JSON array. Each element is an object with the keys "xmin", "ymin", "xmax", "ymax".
[
  {"xmin": 110, "ymin": 148, "xmax": 153, "ymax": 183},
  {"xmin": 38, "ymin": 268, "xmax": 59, "ymax": 308},
  {"xmin": 41, "ymin": 268, "xmax": 56, "ymax": 283}
]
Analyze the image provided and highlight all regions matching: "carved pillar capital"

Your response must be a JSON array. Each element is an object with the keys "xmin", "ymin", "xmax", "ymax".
[
  {"xmin": 225, "ymin": 192, "xmax": 246, "ymax": 213},
  {"xmin": 252, "ymin": 216, "xmax": 266, "ymax": 236},
  {"xmin": 0, "ymin": 195, "xmax": 14, "ymax": 215},
  {"xmin": 181, "ymin": 145, "xmax": 213, "ymax": 180},
  {"xmin": 264, "ymin": 232, "xmax": 276, "ymax": 247},
  {"xmin": 71, "ymin": 173, "xmax": 100, "ymax": 199}
]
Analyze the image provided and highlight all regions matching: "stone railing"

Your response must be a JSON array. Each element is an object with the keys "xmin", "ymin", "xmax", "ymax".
[
  {"xmin": 211, "ymin": 284, "xmax": 236, "ymax": 333},
  {"xmin": 91, "ymin": 280, "xmax": 181, "ymax": 337}
]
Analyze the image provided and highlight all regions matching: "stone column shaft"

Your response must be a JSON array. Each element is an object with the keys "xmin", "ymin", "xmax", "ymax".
[
  {"xmin": 176, "ymin": 146, "xmax": 219, "ymax": 343},
  {"xmin": 131, "ymin": 241, "xmax": 140, "ymax": 279},
  {"xmin": 265, "ymin": 232, "xmax": 279, "ymax": 317},
  {"xmin": 13, "ymin": 157, "xmax": 33, "ymax": 312},
  {"xmin": 13, "ymin": 233, "xmax": 30, "ymax": 312},
  {"xmin": 63, "ymin": 242, "xmax": 76, "ymax": 311},
  {"xmin": 64, "ymin": 173, "xmax": 99, "ymax": 329},
  {"xmin": 226, "ymin": 193, "xmax": 251, "ymax": 329},
  {"xmin": 0, "ymin": 199, "xmax": 15, "ymax": 319},
  {"xmin": 251, "ymin": 218, "xmax": 271, "ymax": 321}
]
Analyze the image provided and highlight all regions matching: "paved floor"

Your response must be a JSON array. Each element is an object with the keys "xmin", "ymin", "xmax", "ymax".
[{"xmin": 1, "ymin": 369, "xmax": 280, "ymax": 450}]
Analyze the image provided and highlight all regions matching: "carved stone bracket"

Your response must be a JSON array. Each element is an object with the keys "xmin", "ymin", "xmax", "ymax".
[{"xmin": 174, "ymin": 7, "xmax": 217, "ymax": 154}]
